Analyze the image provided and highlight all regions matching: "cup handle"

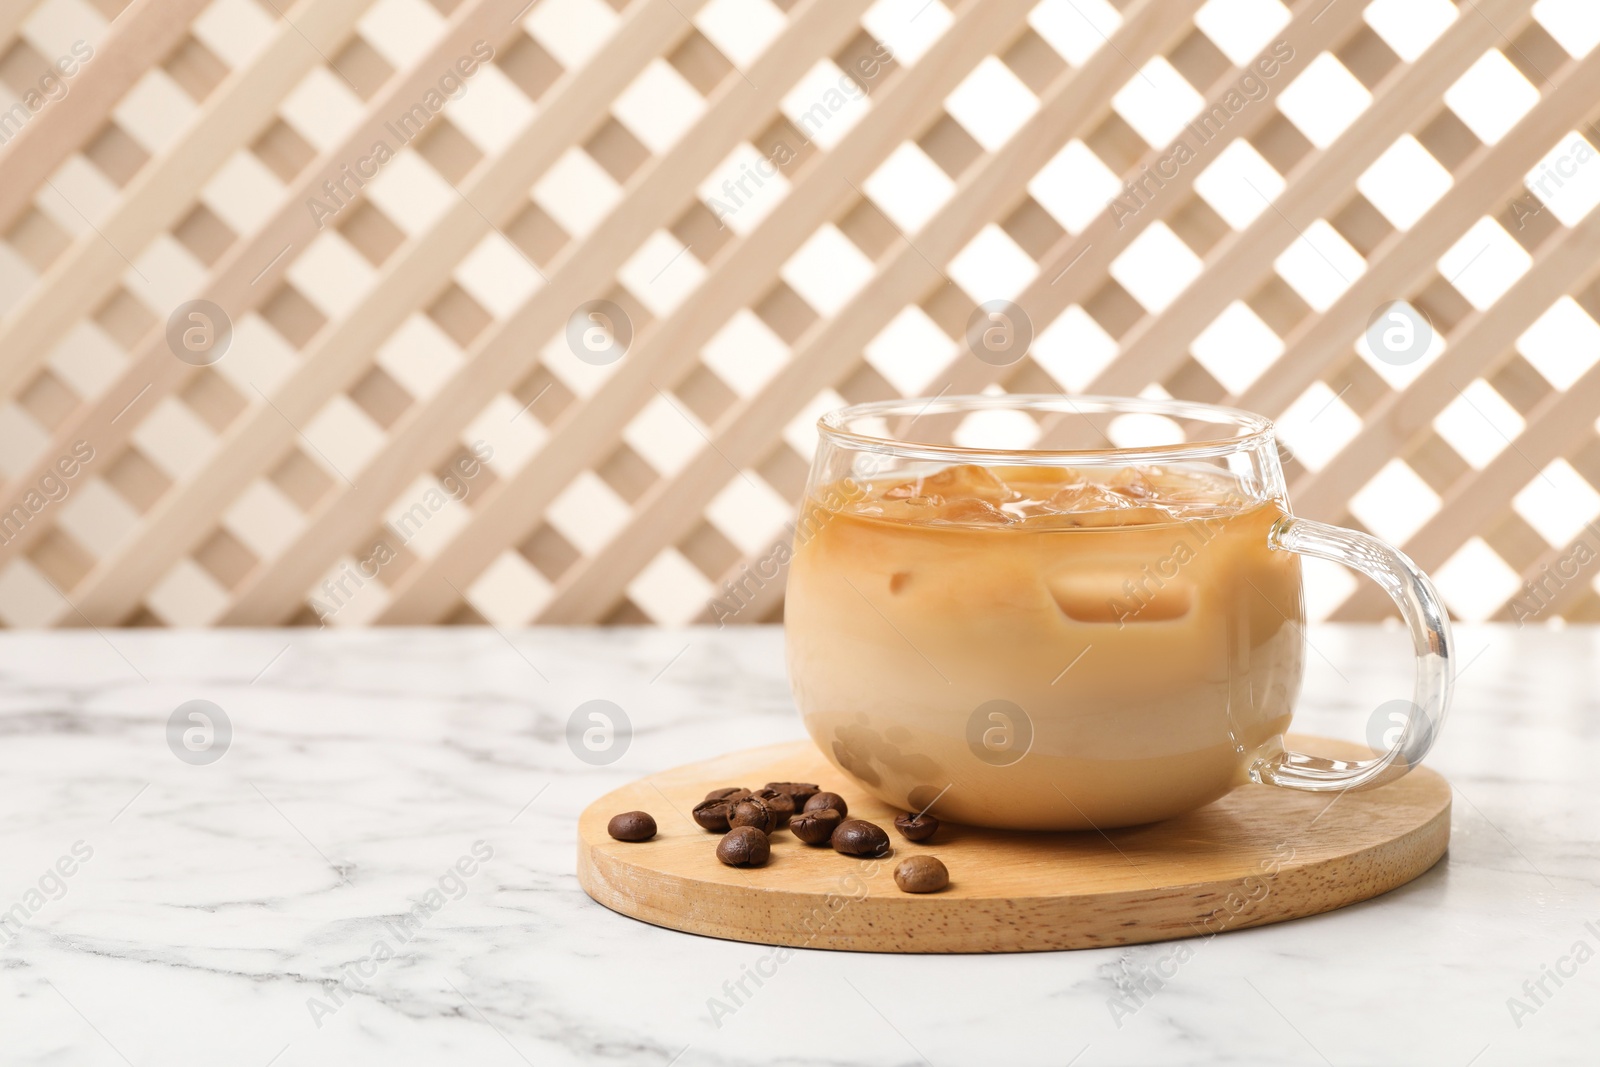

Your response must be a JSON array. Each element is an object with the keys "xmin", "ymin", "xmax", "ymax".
[{"xmin": 1256, "ymin": 516, "xmax": 1454, "ymax": 792}]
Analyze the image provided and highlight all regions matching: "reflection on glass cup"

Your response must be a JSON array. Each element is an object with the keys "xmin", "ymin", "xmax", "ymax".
[{"xmin": 784, "ymin": 396, "xmax": 1453, "ymax": 831}]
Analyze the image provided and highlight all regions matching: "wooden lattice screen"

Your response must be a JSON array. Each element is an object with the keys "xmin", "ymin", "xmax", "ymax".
[{"xmin": 2, "ymin": 0, "xmax": 1599, "ymax": 629}]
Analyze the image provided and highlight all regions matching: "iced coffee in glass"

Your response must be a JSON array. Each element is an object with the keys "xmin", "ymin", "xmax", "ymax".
[{"xmin": 784, "ymin": 396, "xmax": 1452, "ymax": 830}]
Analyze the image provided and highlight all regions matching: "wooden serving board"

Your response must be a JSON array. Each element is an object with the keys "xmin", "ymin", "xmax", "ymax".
[{"xmin": 577, "ymin": 736, "xmax": 1450, "ymax": 953}]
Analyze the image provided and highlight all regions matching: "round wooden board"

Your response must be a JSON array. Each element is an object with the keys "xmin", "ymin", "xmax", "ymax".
[{"xmin": 577, "ymin": 736, "xmax": 1450, "ymax": 953}]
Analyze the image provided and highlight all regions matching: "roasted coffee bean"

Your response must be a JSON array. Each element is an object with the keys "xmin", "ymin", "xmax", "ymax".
[
  {"xmin": 606, "ymin": 811, "xmax": 656, "ymax": 842},
  {"xmin": 805, "ymin": 791, "xmax": 848, "ymax": 818},
  {"xmin": 716, "ymin": 826, "xmax": 770, "ymax": 867},
  {"xmin": 790, "ymin": 807, "xmax": 841, "ymax": 845},
  {"xmin": 729, "ymin": 797, "xmax": 776, "ymax": 833},
  {"xmin": 894, "ymin": 812, "xmax": 938, "ymax": 842},
  {"xmin": 704, "ymin": 786, "xmax": 750, "ymax": 802},
  {"xmin": 894, "ymin": 855, "xmax": 948, "ymax": 893},
  {"xmin": 763, "ymin": 781, "xmax": 820, "ymax": 807},
  {"xmin": 751, "ymin": 787, "xmax": 795, "ymax": 828},
  {"xmin": 831, "ymin": 818, "xmax": 890, "ymax": 857},
  {"xmin": 693, "ymin": 799, "xmax": 734, "ymax": 833}
]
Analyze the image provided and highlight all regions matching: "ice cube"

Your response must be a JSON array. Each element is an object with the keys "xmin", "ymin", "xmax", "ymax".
[
  {"xmin": 928, "ymin": 498, "xmax": 1016, "ymax": 525},
  {"xmin": 1048, "ymin": 572, "xmax": 1192, "ymax": 621},
  {"xmin": 875, "ymin": 495, "xmax": 945, "ymax": 522},
  {"xmin": 1107, "ymin": 467, "xmax": 1158, "ymax": 500},
  {"xmin": 919, "ymin": 464, "xmax": 1018, "ymax": 504},
  {"xmin": 882, "ymin": 479, "xmax": 933, "ymax": 501},
  {"xmin": 1153, "ymin": 469, "xmax": 1244, "ymax": 512},
  {"xmin": 1045, "ymin": 482, "xmax": 1136, "ymax": 513}
]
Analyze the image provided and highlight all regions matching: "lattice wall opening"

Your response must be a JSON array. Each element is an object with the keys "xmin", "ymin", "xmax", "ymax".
[{"xmin": 1, "ymin": 0, "xmax": 1599, "ymax": 629}]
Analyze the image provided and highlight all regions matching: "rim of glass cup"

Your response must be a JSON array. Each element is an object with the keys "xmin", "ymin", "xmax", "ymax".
[{"xmin": 817, "ymin": 394, "xmax": 1277, "ymax": 466}]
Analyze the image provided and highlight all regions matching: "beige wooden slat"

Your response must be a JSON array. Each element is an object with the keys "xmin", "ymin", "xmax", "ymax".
[
  {"xmin": 0, "ymin": 0, "xmax": 375, "ymax": 405},
  {"xmin": 0, "ymin": 0, "xmax": 213, "ymax": 235},
  {"xmin": 931, "ymin": 0, "xmax": 1369, "ymax": 400},
  {"xmin": 70, "ymin": 0, "xmax": 855, "ymax": 624},
  {"xmin": 213, "ymin": 0, "xmax": 881, "ymax": 624},
  {"xmin": 0, "ymin": 4, "xmax": 47, "ymax": 62},
  {"xmin": 0, "ymin": 0, "xmax": 525, "ymax": 565},
  {"xmin": 1291, "ymin": 198, "xmax": 1600, "ymax": 519},
  {"xmin": 1030, "ymin": 0, "xmax": 1536, "ymax": 409},
  {"xmin": 536, "ymin": 0, "xmax": 1204, "ymax": 623},
  {"xmin": 1234, "ymin": 52, "xmax": 1600, "ymax": 424},
  {"xmin": 371, "ymin": 0, "xmax": 1037, "ymax": 625},
  {"xmin": 1334, "ymin": 352, "xmax": 1600, "ymax": 619}
]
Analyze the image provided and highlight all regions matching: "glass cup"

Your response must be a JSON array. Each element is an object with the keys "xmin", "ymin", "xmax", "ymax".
[{"xmin": 784, "ymin": 395, "xmax": 1452, "ymax": 830}]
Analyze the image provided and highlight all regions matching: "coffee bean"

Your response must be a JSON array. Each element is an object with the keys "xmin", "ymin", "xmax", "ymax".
[
  {"xmin": 831, "ymin": 818, "xmax": 890, "ymax": 857},
  {"xmin": 606, "ymin": 811, "xmax": 656, "ymax": 842},
  {"xmin": 716, "ymin": 826, "xmax": 770, "ymax": 867},
  {"xmin": 805, "ymin": 791, "xmax": 848, "ymax": 818},
  {"xmin": 705, "ymin": 786, "xmax": 750, "ymax": 802},
  {"xmin": 693, "ymin": 799, "xmax": 733, "ymax": 833},
  {"xmin": 790, "ymin": 807, "xmax": 841, "ymax": 845},
  {"xmin": 751, "ymin": 787, "xmax": 795, "ymax": 828},
  {"xmin": 893, "ymin": 812, "xmax": 938, "ymax": 842},
  {"xmin": 763, "ymin": 781, "xmax": 820, "ymax": 807},
  {"xmin": 894, "ymin": 855, "xmax": 948, "ymax": 893},
  {"xmin": 729, "ymin": 797, "xmax": 776, "ymax": 833}
]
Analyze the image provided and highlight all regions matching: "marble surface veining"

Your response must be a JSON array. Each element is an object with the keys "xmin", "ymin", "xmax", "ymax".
[{"xmin": 0, "ymin": 624, "xmax": 1596, "ymax": 1066}]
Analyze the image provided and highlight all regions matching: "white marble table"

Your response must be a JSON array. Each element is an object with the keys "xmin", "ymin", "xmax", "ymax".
[{"xmin": 0, "ymin": 624, "xmax": 1594, "ymax": 1066}]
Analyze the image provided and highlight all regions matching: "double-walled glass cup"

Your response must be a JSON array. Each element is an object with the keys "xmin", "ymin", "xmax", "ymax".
[{"xmin": 784, "ymin": 395, "xmax": 1452, "ymax": 831}]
